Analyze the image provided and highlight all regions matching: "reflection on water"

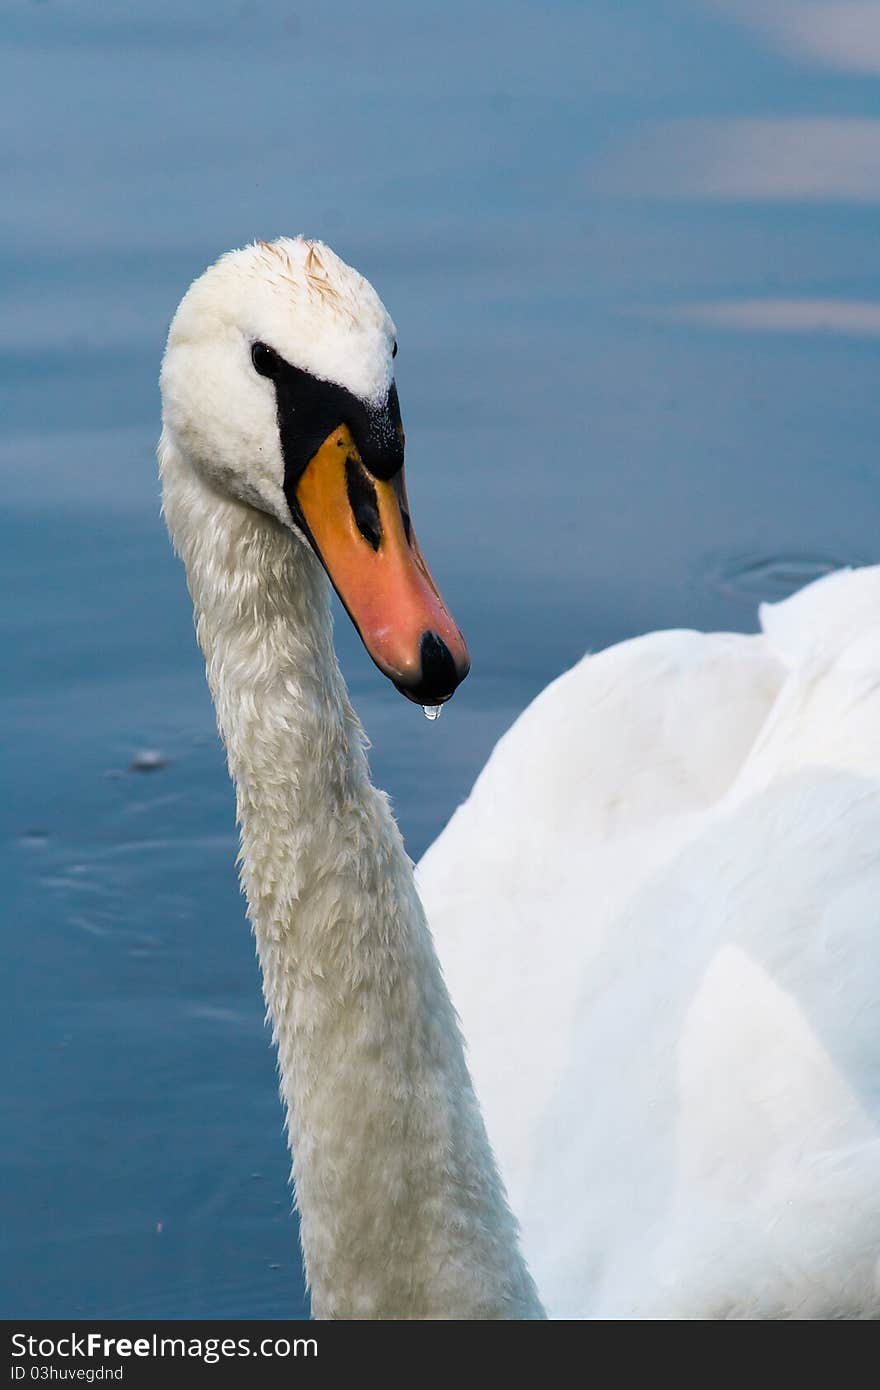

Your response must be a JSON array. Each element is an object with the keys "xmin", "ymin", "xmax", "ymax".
[
  {"xmin": 595, "ymin": 117, "xmax": 880, "ymax": 202},
  {"xmin": 647, "ymin": 298, "xmax": 880, "ymax": 336},
  {"xmin": 3, "ymin": 0, "xmax": 880, "ymax": 1319},
  {"xmin": 709, "ymin": 0, "xmax": 880, "ymax": 77}
]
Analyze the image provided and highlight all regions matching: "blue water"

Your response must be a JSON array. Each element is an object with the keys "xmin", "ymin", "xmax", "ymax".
[{"xmin": 3, "ymin": 1, "xmax": 880, "ymax": 1319}]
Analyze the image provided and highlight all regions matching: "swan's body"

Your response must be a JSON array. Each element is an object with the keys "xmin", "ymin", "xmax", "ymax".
[
  {"xmin": 161, "ymin": 236, "xmax": 880, "ymax": 1319},
  {"xmin": 421, "ymin": 566, "xmax": 880, "ymax": 1318}
]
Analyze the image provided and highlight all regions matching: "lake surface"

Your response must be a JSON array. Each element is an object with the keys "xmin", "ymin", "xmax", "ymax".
[{"xmin": 3, "ymin": 0, "xmax": 880, "ymax": 1319}]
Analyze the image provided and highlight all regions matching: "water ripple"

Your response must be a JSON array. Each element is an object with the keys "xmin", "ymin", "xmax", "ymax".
[{"xmin": 703, "ymin": 550, "xmax": 860, "ymax": 604}]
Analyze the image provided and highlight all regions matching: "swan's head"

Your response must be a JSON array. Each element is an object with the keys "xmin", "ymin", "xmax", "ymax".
[{"xmin": 160, "ymin": 236, "xmax": 469, "ymax": 706}]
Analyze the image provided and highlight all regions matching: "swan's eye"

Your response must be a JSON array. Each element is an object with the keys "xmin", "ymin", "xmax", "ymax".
[
  {"xmin": 392, "ymin": 340, "xmax": 398, "ymax": 360},
  {"xmin": 252, "ymin": 342, "xmax": 281, "ymax": 378}
]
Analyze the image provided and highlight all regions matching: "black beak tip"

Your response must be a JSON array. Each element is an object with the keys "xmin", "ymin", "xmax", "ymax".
[{"xmin": 395, "ymin": 630, "xmax": 469, "ymax": 705}]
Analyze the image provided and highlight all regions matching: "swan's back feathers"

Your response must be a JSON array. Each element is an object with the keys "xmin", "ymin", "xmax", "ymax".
[
  {"xmin": 419, "ymin": 566, "xmax": 880, "ymax": 1319},
  {"xmin": 759, "ymin": 563, "xmax": 880, "ymax": 669}
]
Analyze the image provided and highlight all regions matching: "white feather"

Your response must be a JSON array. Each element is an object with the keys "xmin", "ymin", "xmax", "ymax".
[{"xmin": 419, "ymin": 571, "xmax": 880, "ymax": 1318}]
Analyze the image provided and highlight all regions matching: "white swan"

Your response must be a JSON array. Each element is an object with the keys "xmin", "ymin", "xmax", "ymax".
[{"xmin": 160, "ymin": 236, "xmax": 880, "ymax": 1320}]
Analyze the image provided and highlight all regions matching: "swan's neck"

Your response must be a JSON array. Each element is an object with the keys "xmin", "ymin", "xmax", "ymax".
[{"xmin": 161, "ymin": 436, "xmax": 543, "ymax": 1320}]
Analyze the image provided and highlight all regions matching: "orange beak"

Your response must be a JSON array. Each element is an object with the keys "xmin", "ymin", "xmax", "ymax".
[{"xmin": 294, "ymin": 424, "xmax": 470, "ymax": 704}]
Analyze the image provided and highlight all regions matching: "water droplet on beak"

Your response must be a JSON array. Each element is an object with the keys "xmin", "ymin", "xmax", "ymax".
[{"xmin": 422, "ymin": 704, "xmax": 443, "ymax": 722}]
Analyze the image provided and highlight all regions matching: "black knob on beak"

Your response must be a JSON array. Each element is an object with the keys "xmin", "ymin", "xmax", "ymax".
[{"xmin": 394, "ymin": 630, "xmax": 467, "ymax": 705}]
